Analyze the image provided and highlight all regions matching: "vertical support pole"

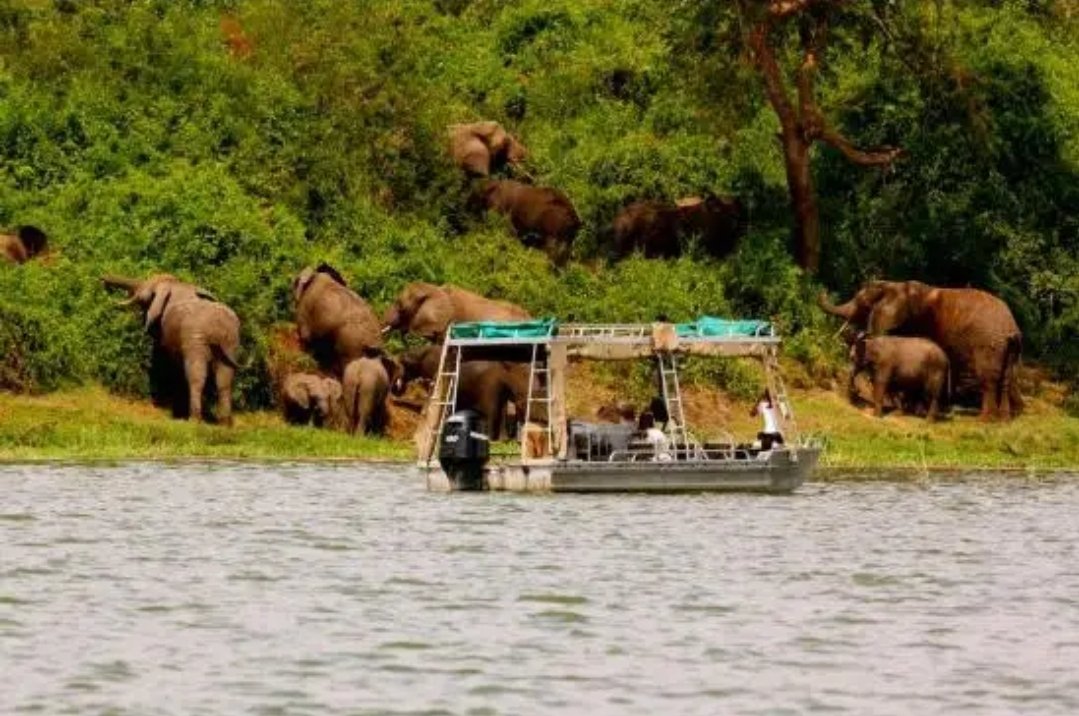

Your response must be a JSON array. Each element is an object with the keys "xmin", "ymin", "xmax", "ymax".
[{"xmin": 548, "ymin": 342, "xmax": 568, "ymax": 459}]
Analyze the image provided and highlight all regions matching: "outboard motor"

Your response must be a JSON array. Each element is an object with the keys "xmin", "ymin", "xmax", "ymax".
[{"xmin": 438, "ymin": 410, "xmax": 490, "ymax": 490}]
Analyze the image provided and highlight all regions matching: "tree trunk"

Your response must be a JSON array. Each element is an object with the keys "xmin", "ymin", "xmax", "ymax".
[
  {"xmin": 742, "ymin": 1, "xmax": 900, "ymax": 275},
  {"xmin": 782, "ymin": 132, "xmax": 820, "ymax": 273}
]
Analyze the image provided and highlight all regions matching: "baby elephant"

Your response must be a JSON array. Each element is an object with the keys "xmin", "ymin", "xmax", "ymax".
[
  {"xmin": 342, "ymin": 355, "xmax": 397, "ymax": 436},
  {"xmin": 850, "ymin": 334, "xmax": 950, "ymax": 420},
  {"xmin": 281, "ymin": 374, "xmax": 343, "ymax": 428}
]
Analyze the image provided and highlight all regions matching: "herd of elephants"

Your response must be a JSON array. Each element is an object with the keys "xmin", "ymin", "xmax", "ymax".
[{"xmin": 2, "ymin": 121, "xmax": 1025, "ymax": 438}]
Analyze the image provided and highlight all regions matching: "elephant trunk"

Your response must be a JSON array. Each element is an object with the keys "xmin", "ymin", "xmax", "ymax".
[
  {"xmin": 102, "ymin": 275, "xmax": 142, "ymax": 293},
  {"xmin": 381, "ymin": 306, "xmax": 401, "ymax": 334},
  {"xmin": 817, "ymin": 290, "xmax": 857, "ymax": 320}
]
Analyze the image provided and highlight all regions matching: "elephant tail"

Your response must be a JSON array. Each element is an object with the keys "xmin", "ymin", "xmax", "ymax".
[
  {"xmin": 1002, "ymin": 333, "xmax": 1023, "ymax": 417},
  {"xmin": 212, "ymin": 344, "xmax": 241, "ymax": 371},
  {"xmin": 345, "ymin": 380, "xmax": 364, "ymax": 435}
]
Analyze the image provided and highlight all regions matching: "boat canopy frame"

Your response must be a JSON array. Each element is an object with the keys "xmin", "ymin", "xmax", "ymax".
[{"xmin": 417, "ymin": 320, "xmax": 798, "ymax": 467}]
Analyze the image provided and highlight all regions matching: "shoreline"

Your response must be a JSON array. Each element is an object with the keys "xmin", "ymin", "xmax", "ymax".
[
  {"xmin": 0, "ymin": 458, "xmax": 1075, "ymax": 477},
  {"xmin": 1, "ymin": 386, "xmax": 1077, "ymax": 471}
]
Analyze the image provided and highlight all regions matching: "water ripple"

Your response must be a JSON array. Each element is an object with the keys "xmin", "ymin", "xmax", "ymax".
[{"xmin": 0, "ymin": 463, "xmax": 1077, "ymax": 715}]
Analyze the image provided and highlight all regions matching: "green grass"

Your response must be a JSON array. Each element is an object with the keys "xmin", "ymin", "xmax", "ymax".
[
  {"xmin": 792, "ymin": 390, "xmax": 1079, "ymax": 471},
  {"xmin": 0, "ymin": 387, "xmax": 411, "ymax": 462},
  {"xmin": 1, "ymin": 385, "xmax": 1076, "ymax": 471}
]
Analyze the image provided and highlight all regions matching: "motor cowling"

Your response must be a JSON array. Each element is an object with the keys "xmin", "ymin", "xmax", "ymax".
[{"xmin": 438, "ymin": 410, "xmax": 490, "ymax": 490}]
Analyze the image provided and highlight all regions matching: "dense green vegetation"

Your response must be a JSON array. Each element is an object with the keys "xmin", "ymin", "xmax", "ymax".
[{"xmin": 0, "ymin": 1, "xmax": 1076, "ymax": 412}]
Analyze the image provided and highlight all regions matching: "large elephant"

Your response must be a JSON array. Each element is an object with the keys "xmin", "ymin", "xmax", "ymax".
[
  {"xmin": 448, "ymin": 121, "xmax": 527, "ymax": 177},
  {"xmin": 819, "ymin": 280, "xmax": 1022, "ymax": 420},
  {"xmin": 611, "ymin": 196, "xmax": 744, "ymax": 261},
  {"xmin": 342, "ymin": 355, "xmax": 396, "ymax": 436},
  {"xmin": 292, "ymin": 263, "xmax": 383, "ymax": 376},
  {"xmin": 382, "ymin": 282, "xmax": 531, "ymax": 342},
  {"xmin": 281, "ymin": 373, "xmax": 343, "ymax": 428},
  {"xmin": 103, "ymin": 274, "xmax": 240, "ymax": 425},
  {"xmin": 472, "ymin": 179, "xmax": 580, "ymax": 265},
  {"xmin": 393, "ymin": 345, "xmax": 546, "ymax": 439},
  {"xmin": 1, "ymin": 226, "xmax": 47, "ymax": 264},
  {"xmin": 849, "ymin": 334, "xmax": 950, "ymax": 421}
]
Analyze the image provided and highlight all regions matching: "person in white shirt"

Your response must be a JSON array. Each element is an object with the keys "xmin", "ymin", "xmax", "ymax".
[
  {"xmin": 637, "ymin": 411, "xmax": 672, "ymax": 461},
  {"xmin": 750, "ymin": 389, "xmax": 784, "ymax": 450}
]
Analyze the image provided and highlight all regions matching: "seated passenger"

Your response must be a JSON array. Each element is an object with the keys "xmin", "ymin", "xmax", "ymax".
[
  {"xmin": 750, "ymin": 389, "xmax": 784, "ymax": 450},
  {"xmin": 637, "ymin": 411, "xmax": 672, "ymax": 461}
]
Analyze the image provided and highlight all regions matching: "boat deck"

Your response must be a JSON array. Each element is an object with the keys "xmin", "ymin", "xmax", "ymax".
[{"xmin": 422, "ymin": 445, "xmax": 820, "ymax": 494}]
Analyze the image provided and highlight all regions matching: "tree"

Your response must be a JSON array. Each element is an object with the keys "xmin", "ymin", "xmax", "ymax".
[{"xmin": 738, "ymin": 0, "xmax": 902, "ymax": 273}]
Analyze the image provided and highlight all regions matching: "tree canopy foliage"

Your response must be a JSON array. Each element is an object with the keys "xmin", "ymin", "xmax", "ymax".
[{"xmin": 0, "ymin": 0, "xmax": 1076, "ymax": 403}]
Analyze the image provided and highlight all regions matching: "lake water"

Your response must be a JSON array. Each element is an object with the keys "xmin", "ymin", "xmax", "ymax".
[{"xmin": 1, "ymin": 464, "xmax": 1077, "ymax": 715}]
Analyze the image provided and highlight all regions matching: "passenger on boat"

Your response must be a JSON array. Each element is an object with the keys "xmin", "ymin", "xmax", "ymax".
[
  {"xmin": 637, "ymin": 411, "xmax": 672, "ymax": 461},
  {"xmin": 751, "ymin": 390, "xmax": 784, "ymax": 450}
]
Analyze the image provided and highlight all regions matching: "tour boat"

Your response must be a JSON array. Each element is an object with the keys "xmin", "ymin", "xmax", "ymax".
[{"xmin": 416, "ymin": 318, "xmax": 820, "ymax": 493}]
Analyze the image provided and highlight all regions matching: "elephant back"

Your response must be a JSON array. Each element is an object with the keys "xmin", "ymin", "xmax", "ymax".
[
  {"xmin": 933, "ymin": 288, "xmax": 1021, "ymax": 350},
  {"xmin": 445, "ymin": 286, "xmax": 531, "ymax": 323}
]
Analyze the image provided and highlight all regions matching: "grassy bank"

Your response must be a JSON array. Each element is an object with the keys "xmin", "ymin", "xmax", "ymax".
[
  {"xmin": 0, "ymin": 387, "xmax": 412, "ymax": 462},
  {"xmin": 1, "ymin": 385, "xmax": 1076, "ymax": 470}
]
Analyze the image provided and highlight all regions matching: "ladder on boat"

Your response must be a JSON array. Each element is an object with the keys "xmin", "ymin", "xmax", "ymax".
[
  {"xmin": 420, "ymin": 338, "xmax": 463, "ymax": 464},
  {"xmin": 763, "ymin": 347, "xmax": 798, "ymax": 442},
  {"xmin": 656, "ymin": 351, "xmax": 699, "ymax": 457},
  {"xmin": 521, "ymin": 342, "xmax": 554, "ymax": 460}
]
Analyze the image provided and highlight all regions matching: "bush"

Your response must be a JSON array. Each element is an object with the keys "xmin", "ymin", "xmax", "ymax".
[{"xmin": 0, "ymin": 0, "xmax": 1075, "ymax": 406}]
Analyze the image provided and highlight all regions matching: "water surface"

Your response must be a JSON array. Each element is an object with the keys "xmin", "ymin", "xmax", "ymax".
[{"xmin": 2, "ymin": 463, "xmax": 1077, "ymax": 714}]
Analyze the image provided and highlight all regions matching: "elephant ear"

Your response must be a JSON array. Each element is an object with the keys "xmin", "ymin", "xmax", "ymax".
[
  {"xmin": 868, "ymin": 287, "xmax": 910, "ymax": 335},
  {"xmin": 315, "ymin": 262, "xmax": 348, "ymax": 287},
  {"xmin": 413, "ymin": 286, "xmax": 453, "ymax": 340},
  {"xmin": 292, "ymin": 381, "xmax": 312, "ymax": 410},
  {"xmin": 293, "ymin": 268, "xmax": 316, "ymax": 299},
  {"xmin": 145, "ymin": 283, "xmax": 174, "ymax": 330}
]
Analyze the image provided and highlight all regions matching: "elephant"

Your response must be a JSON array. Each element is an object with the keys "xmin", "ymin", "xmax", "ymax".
[
  {"xmin": 341, "ymin": 355, "xmax": 397, "ymax": 436},
  {"xmin": 849, "ymin": 334, "xmax": 950, "ymax": 421},
  {"xmin": 103, "ymin": 274, "xmax": 240, "ymax": 425},
  {"xmin": 281, "ymin": 373, "xmax": 343, "ymax": 428},
  {"xmin": 448, "ymin": 121, "xmax": 527, "ymax": 177},
  {"xmin": 393, "ymin": 345, "xmax": 546, "ymax": 440},
  {"xmin": 292, "ymin": 263, "xmax": 383, "ymax": 376},
  {"xmin": 819, "ymin": 280, "xmax": 1022, "ymax": 420},
  {"xmin": 472, "ymin": 179, "xmax": 580, "ymax": 265},
  {"xmin": 611, "ymin": 196, "xmax": 745, "ymax": 261},
  {"xmin": 1, "ymin": 226, "xmax": 47, "ymax": 264},
  {"xmin": 382, "ymin": 281, "xmax": 531, "ymax": 343}
]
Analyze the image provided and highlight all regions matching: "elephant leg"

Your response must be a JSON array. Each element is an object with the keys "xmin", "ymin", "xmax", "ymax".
[
  {"xmin": 980, "ymin": 385, "xmax": 998, "ymax": 421},
  {"xmin": 214, "ymin": 362, "xmax": 234, "ymax": 427},
  {"xmin": 1007, "ymin": 381, "xmax": 1024, "ymax": 419},
  {"xmin": 872, "ymin": 370, "xmax": 891, "ymax": 417},
  {"xmin": 478, "ymin": 391, "xmax": 501, "ymax": 440},
  {"xmin": 926, "ymin": 378, "xmax": 942, "ymax": 422},
  {"xmin": 185, "ymin": 357, "xmax": 209, "ymax": 423}
]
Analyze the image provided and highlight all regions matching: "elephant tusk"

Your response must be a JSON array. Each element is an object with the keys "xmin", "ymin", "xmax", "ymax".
[
  {"xmin": 115, "ymin": 297, "xmax": 139, "ymax": 308},
  {"xmin": 381, "ymin": 325, "xmax": 393, "ymax": 335},
  {"xmin": 833, "ymin": 320, "xmax": 850, "ymax": 339}
]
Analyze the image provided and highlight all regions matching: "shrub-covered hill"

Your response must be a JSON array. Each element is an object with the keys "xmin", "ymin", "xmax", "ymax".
[{"xmin": 0, "ymin": 1, "xmax": 1076, "ymax": 409}]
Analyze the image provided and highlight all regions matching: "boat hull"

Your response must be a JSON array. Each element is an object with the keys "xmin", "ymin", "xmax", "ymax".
[{"xmin": 423, "ymin": 446, "xmax": 819, "ymax": 494}]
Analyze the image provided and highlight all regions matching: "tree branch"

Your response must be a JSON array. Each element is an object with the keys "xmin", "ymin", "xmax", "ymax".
[
  {"xmin": 818, "ymin": 126, "xmax": 903, "ymax": 165},
  {"xmin": 748, "ymin": 23, "xmax": 798, "ymax": 132},
  {"xmin": 795, "ymin": 15, "xmax": 828, "ymax": 138}
]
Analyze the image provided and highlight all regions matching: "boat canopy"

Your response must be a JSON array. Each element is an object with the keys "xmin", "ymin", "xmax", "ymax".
[
  {"xmin": 449, "ymin": 319, "xmax": 559, "ymax": 340},
  {"xmin": 675, "ymin": 316, "xmax": 772, "ymax": 338},
  {"xmin": 444, "ymin": 317, "xmax": 780, "ymax": 360}
]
